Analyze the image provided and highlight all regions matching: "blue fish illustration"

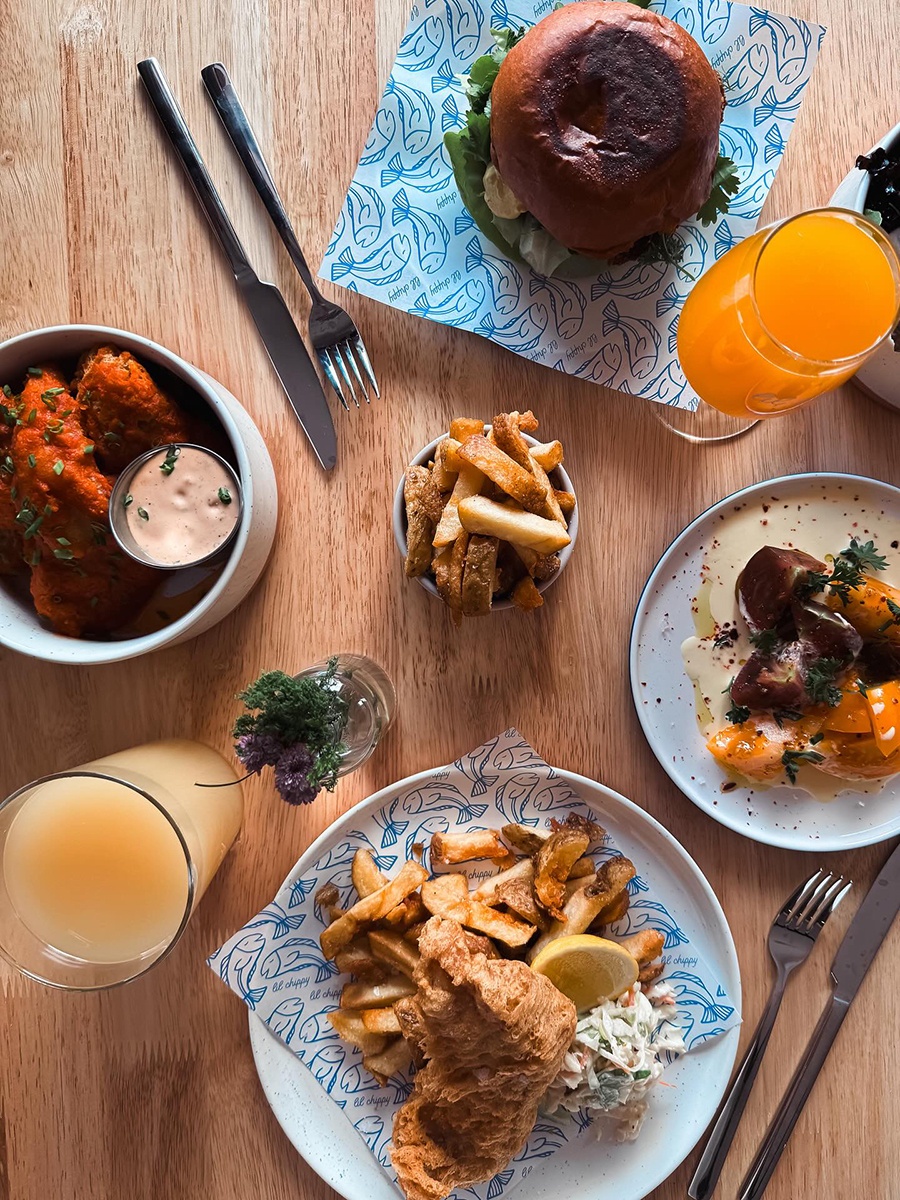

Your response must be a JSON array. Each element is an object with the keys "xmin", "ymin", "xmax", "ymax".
[
  {"xmin": 601, "ymin": 301, "xmax": 660, "ymax": 379},
  {"xmin": 655, "ymin": 281, "xmax": 687, "ymax": 319},
  {"xmin": 686, "ymin": 1025, "xmax": 728, "ymax": 1051},
  {"xmin": 763, "ymin": 123, "xmax": 786, "ymax": 164},
  {"xmin": 719, "ymin": 123, "xmax": 757, "ymax": 175},
  {"xmin": 667, "ymin": 313, "xmax": 679, "ymax": 357},
  {"xmin": 383, "ymin": 77, "xmax": 436, "ymax": 155},
  {"xmin": 244, "ymin": 901, "xmax": 306, "ymax": 940},
  {"xmin": 495, "ymin": 773, "xmax": 582, "ymax": 826},
  {"xmin": 667, "ymin": 970, "xmax": 736, "ymax": 1025},
  {"xmin": 487, "ymin": 1169, "xmax": 515, "ymax": 1199},
  {"xmin": 308, "ymin": 1043, "xmax": 346, "ymax": 1094},
  {"xmin": 714, "ymin": 220, "xmax": 739, "ymax": 259},
  {"xmin": 215, "ymin": 931, "xmax": 267, "ymax": 1008},
  {"xmin": 699, "ymin": 0, "xmax": 730, "ymax": 44},
  {"xmin": 490, "ymin": 0, "xmax": 534, "ymax": 30},
  {"xmin": 314, "ymin": 833, "xmax": 370, "ymax": 871},
  {"xmin": 287, "ymin": 874, "xmax": 317, "ymax": 908},
  {"xmin": 372, "ymin": 800, "xmax": 410, "ymax": 850},
  {"xmin": 261, "ymin": 937, "xmax": 339, "ymax": 983},
  {"xmin": 401, "ymin": 781, "xmax": 489, "ymax": 822},
  {"xmin": 297, "ymin": 1012, "xmax": 341, "ymax": 1044},
  {"xmin": 492, "ymin": 732, "xmax": 543, "ymax": 773},
  {"xmin": 675, "ymin": 224, "xmax": 710, "ymax": 278},
  {"xmin": 444, "ymin": 0, "xmax": 484, "ymax": 58},
  {"xmin": 397, "ymin": 14, "xmax": 445, "ymax": 71},
  {"xmin": 412, "ymin": 279, "xmax": 486, "ymax": 326},
  {"xmin": 432, "ymin": 58, "xmax": 457, "ymax": 95},
  {"xmin": 529, "ymin": 274, "xmax": 587, "ymax": 340},
  {"xmin": 455, "ymin": 209, "xmax": 476, "ymax": 235},
  {"xmin": 393, "ymin": 188, "xmax": 450, "ymax": 274},
  {"xmin": 574, "ymin": 343, "xmax": 623, "ymax": 388},
  {"xmin": 381, "ymin": 144, "xmax": 452, "ymax": 194},
  {"xmin": 441, "ymin": 94, "xmax": 463, "ymax": 132},
  {"xmin": 405, "ymin": 816, "xmax": 451, "ymax": 869},
  {"xmin": 728, "ymin": 166, "xmax": 775, "ymax": 219},
  {"xmin": 465, "ymin": 237, "xmax": 522, "ymax": 314},
  {"xmin": 361, "ymin": 105, "xmax": 399, "ymax": 167},
  {"xmin": 341, "ymin": 1061, "xmax": 410, "ymax": 1102},
  {"xmin": 454, "ymin": 732, "xmax": 501, "ymax": 794},
  {"xmin": 723, "ymin": 43, "xmax": 769, "ymax": 107},
  {"xmin": 331, "ymin": 235, "xmax": 412, "ymax": 287},
  {"xmin": 353, "ymin": 1114, "xmax": 387, "ymax": 1153},
  {"xmin": 569, "ymin": 1107, "xmax": 594, "ymax": 1134},
  {"xmin": 591, "ymin": 258, "xmax": 667, "ymax": 303},
  {"xmin": 621, "ymin": 900, "xmax": 688, "ymax": 949},
  {"xmin": 626, "ymin": 873, "xmax": 650, "ymax": 895},
  {"xmin": 748, "ymin": 8, "xmax": 812, "ymax": 85},
  {"xmin": 344, "ymin": 182, "xmax": 386, "ymax": 249},
  {"xmin": 514, "ymin": 1121, "xmax": 568, "ymax": 1160},
  {"xmin": 268, "ymin": 997, "xmax": 306, "ymax": 1044},
  {"xmin": 648, "ymin": 359, "xmax": 695, "ymax": 408},
  {"xmin": 753, "ymin": 79, "xmax": 807, "ymax": 127},
  {"xmin": 478, "ymin": 303, "xmax": 548, "ymax": 352}
]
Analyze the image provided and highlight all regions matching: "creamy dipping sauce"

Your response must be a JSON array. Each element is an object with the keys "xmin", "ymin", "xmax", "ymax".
[
  {"xmin": 123, "ymin": 446, "xmax": 239, "ymax": 567},
  {"xmin": 681, "ymin": 484, "xmax": 900, "ymax": 800}
]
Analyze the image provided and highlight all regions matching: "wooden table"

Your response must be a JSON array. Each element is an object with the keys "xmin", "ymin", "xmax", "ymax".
[{"xmin": 1, "ymin": 0, "xmax": 899, "ymax": 1196}]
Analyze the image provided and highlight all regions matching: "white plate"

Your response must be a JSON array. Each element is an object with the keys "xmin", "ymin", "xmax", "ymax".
[
  {"xmin": 630, "ymin": 473, "xmax": 900, "ymax": 851},
  {"xmin": 248, "ymin": 766, "xmax": 740, "ymax": 1200}
]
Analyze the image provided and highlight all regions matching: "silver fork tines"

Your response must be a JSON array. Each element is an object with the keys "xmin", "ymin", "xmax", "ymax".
[{"xmin": 781, "ymin": 870, "xmax": 850, "ymax": 933}]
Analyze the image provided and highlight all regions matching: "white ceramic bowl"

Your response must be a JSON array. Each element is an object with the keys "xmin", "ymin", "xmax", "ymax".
[
  {"xmin": 0, "ymin": 325, "xmax": 278, "ymax": 665},
  {"xmin": 393, "ymin": 429, "xmax": 578, "ymax": 609}
]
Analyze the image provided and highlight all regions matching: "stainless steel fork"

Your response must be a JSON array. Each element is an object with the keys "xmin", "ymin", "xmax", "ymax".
[
  {"xmin": 688, "ymin": 869, "xmax": 851, "ymax": 1200},
  {"xmin": 201, "ymin": 62, "xmax": 379, "ymax": 411}
]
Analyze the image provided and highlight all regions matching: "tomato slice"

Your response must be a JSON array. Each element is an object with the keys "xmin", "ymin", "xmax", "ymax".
[
  {"xmin": 823, "ymin": 688, "xmax": 872, "ymax": 734},
  {"xmin": 865, "ymin": 681, "xmax": 900, "ymax": 757}
]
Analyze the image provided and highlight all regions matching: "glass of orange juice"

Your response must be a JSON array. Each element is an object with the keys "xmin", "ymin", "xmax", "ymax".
[
  {"xmin": 676, "ymin": 208, "xmax": 900, "ymax": 423},
  {"xmin": 0, "ymin": 739, "xmax": 242, "ymax": 990}
]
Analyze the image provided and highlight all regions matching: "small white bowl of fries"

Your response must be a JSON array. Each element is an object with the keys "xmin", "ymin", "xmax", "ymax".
[{"xmin": 394, "ymin": 411, "xmax": 577, "ymax": 620}]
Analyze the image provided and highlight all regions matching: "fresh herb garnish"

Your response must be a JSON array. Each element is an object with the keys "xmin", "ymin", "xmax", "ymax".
[
  {"xmin": 725, "ymin": 701, "xmax": 751, "ymax": 724},
  {"xmin": 52, "ymin": 460, "xmax": 64, "ymax": 476},
  {"xmin": 218, "ymin": 486, "xmax": 232, "ymax": 505},
  {"xmin": 840, "ymin": 538, "xmax": 888, "ymax": 573},
  {"xmin": 805, "ymin": 657, "xmax": 844, "ymax": 707},
  {"xmin": 26, "ymin": 454, "xmax": 35, "ymax": 468},
  {"xmin": 83, "ymin": 444, "xmax": 94, "ymax": 455},
  {"xmin": 104, "ymin": 431, "xmax": 122, "ymax": 446},
  {"xmin": 782, "ymin": 746, "xmax": 826, "ymax": 783},
  {"xmin": 696, "ymin": 156, "xmax": 741, "ymax": 226},
  {"xmin": 160, "ymin": 445, "xmax": 180, "ymax": 475},
  {"xmin": 53, "ymin": 547, "xmax": 74, "ymax": 560},
  {"xmin": 857, "ymin": 678, "xmax": 869, "ymax": 697},
  {"xmin": 749, "ymin": 627, "xmax": 779, "ymax": 654},
  {"xmin": 137, "ymin": 506, "xmax": 149, "ymax": 521},
  {"xmin": 26, "ymin": 366, "xmax": 43, "ymax": 377},
  {"xmin": 876, "ymin": 597, "xmax": 900, "ymax": 634},
  {"xmin": 56, "ymin": 537, "xmax": 70, "ymax": 546},
  {"xmin": 123, "ymin": 493, "xmax": 133, "ymax": 508},
  {"xmin": 773, "ymin": 707, "xmax": 804, "ymax": 728}
]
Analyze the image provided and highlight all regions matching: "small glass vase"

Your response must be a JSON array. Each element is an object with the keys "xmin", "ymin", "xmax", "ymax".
[{"xmin": 295, "ymin": 655, "xmax": 396, "ymax": 776}]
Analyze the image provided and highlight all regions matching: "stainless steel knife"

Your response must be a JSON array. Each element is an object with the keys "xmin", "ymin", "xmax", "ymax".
[
  {"xmin": 739, "ymin": 838, "xmax": 900, "ymax": 1200},
  {"xmin": 137, "ymin": 58, "xmax": 337, "ymax": 472}
]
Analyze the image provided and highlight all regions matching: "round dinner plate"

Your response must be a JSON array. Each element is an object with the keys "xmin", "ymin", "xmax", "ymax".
[
  {"xmin": 630, "ymin": 472, "xmax": 900, "ymax": 851},
  {"xmin": 248, "ymin": 766, "xmax": 741, "ymax": 1200}
]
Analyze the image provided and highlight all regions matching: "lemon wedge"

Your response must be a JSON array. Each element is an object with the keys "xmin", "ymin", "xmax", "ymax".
[{"xmin": 531, "ymin": 935, "xmax": 639, "ymax": 1011}]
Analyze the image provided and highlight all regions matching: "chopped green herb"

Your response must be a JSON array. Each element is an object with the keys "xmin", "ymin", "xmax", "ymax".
[
  {"xmin": 840, "ymin": 538, "xmax": 888, "ymax": 573},
  {"xmin": 42, "ymin": 387, "xmax": 65, "ymax": 398},
  {"xmin": 810, "ymin": 732, "xmax": 825, "ymax": 745},
  {"xmin": 217, "ymin": 486, "xmax": 232, "ymax": 505},
  {"xmin": 749, "ymin": 627, "xmax": 779, "ymax": 654},
  {"xmin": 725, "ymin": 701, "xmax": 751, "ymax": 724},
  {"xmin": 26, "ymin": 409, "xmax": 36, "ymax": 424},
  {"xmin": 83, "ymin": 444, "xmax": 94, "ymax": 455},
  {"xmin": 2, "ymin": 384, "xmax": 11, "ymax": 397},
  {"xmin": 857, "ymin": 678, "xmax": 869, "ymax": 697},
  {"xmin": 46, "ymin": 420, "xmax": 64, "ymax": 435},
  {"xmin": 27, "ymin": 454, "xmax": 35, "ymax": 468},
  {"xmin": 22, "ymin": 515, "xmax": 44, "ymax": 539},
  {"xmin": 805, "ymin": 658, "xmax": 844, "ymax": 708},
  {"xmin": 52, "ymin": 460, "xmax": 64, "ymax": 476},
  {"xmin": 782, "ymin": 746, "xmax": 826, "ymax": 783},
  {"xmin": 53, "ymin": 547, "xmax": 74, "ymax": 560},
  {"xmin": 123, "ymin": 493, "xmax": 133, "ymax": 508},
  {"xmin": 103, "ymin": 431, "xmax": 123, "ymax": 446},
  {"xmin": 9, "ymin": 486, "xmax": 16, "ymax": 500},
  {"xmin": 56, "ymin": 536, "xmax": 70, "ymax": 547},
  {"xmin": 60, "ymin": 409, "xmax": 72, "ymax": 418},
  {"xmin": 0, "ymin": 455, "xmax": 13, "ymax": 475},
  {"xmin": 137, "ymin": 506, "xmax": 149, "ymax": 521},
  {"xmin": 773, "ymin": 707, "xmax": 804, "ymax": 728},
  {"xmin": 697, "ymin": 156, "xmax": 742, "ymax": 226},
  {"xmin": 26, "ymin": 366, "xmax": 43, "ymax": 377}
]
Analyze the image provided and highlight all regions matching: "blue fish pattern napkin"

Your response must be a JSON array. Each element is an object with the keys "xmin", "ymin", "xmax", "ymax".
[
  {"xmin": 319, "ymin": 0, "xmax": 825, "ymax": 409},
  {"xmin": 210, "ymin": 731, "xmax": 740, "ymax": 1200}
]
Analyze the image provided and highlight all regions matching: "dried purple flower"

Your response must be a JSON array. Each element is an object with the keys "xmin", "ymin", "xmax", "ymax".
[
  {"xmin": 235, "ymin": 731, "xmax": 284, "ymax": 776},
  {"xmin": 274, "ymin": 743, "xmax": 318, "ymax": 806}
]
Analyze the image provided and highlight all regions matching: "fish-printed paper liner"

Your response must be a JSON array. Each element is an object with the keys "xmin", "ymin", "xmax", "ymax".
[
  {"xmin": 319, "ymin": 0, "xmax": 825, "ymax": 409},
  {"xmin": 211, "ymin": 731, "xmax": 740, "ymax": 1199}
]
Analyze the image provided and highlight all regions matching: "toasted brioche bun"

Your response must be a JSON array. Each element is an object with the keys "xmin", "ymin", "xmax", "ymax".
[{"xmin": 489, "ymin": 1, "xmax": 725, "ymax": 259}]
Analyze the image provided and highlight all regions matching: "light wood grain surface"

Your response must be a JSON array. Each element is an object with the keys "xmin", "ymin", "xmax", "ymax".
[{"xmin": 1, "ymin": 0, "xmax": 899, "ymax": 1197}]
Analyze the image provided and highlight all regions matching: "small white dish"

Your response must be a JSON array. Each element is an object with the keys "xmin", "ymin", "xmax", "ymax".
[
  {"xmin": 830, "ymin": 120, "xmax": 900, "ymax": 411},
  {"xmin": 630, "ymin": 472, "xmax": 900, "ymax": 851},
  {"xmin": 393, "ymin": 430, "xmax": 578, "ymax": 610},
  {"xmin": 0, "ymin": 325, "xmax": 278, "ymax": 665},
  {"xmin": 248, "ymin": 765, "xmax": 740, "ymax": 1200}
]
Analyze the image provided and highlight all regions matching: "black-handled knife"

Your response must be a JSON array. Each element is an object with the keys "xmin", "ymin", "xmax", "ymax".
[
  {"xmin": 136, "ymin": 58, "xmax": 337, "ymax": 472},
  {"xmin": 739, "ymin": 839, "xmax": 900, "ymax": 1200}
]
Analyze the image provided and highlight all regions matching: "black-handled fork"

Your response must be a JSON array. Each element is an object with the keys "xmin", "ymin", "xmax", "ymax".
[
  {"xmin": 201, "ymin": 62, "xmax": 379, "ymax": 410},
  {"xmin": 688, "ymin": 869, "xmax": 850, "ymax": 1200}
]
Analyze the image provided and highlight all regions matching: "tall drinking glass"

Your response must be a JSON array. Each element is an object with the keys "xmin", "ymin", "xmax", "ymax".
[
  {"xmin": 0, "ymin": 739, "xmax": 243, "ymax": 990},
  {"xmin": 676, "ymin": 208, "xmax": 900, "ymax": 423}
]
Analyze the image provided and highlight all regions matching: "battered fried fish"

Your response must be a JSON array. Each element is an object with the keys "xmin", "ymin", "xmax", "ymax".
[
  {"xmin": 75, "ymin": 346, "xmax": 192, "ymax": 473},
  {"xmin": 0, "ymin": 396, "xmax": 21, "ymax": 573},
  {"xmin": 391, "ymin": 917, "xmax": 576, "ymax": 1200}
]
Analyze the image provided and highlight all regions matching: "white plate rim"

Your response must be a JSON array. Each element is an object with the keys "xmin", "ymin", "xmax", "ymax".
[
  {"xmin": 629, "ymin": 471, "xmax": 900, "ymax": 851},
  {"xmin": 246, "ymin": 764, "xmax": 742, "ymax": 1200}
]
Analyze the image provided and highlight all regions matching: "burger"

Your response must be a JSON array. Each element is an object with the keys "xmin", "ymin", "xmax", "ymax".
[{"xmin": 444, "ymin": 0, "xmax": 739, "ymax": 278}]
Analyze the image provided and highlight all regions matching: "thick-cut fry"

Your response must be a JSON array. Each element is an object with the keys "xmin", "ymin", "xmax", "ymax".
[
  {"xmin": 421, "ymin": 873, "xmax": 470, "ymax": 921},
  {"xmin": 564, "ymin": 872, "xmax": 595, "ymax": 902},
  {"xmin": 462, "ymin": 534, "xmax": 499, "ymax": 616},
  {"xmin": 555, "ymin": 489, "xmax": 576, "ymax": 517},
  {"xmin": 528, "ymin": 451, "xmax": 566, "ymax": 525},
  {"xmin": 449, "ymin": 417, "xmax": 484, "ymax": 442},
  {"xmin": 528, "ymin": 856, "xmax": 636, "ymax": 959},
  {"xmin": 352, "ymin": 849, "xmax": 388, "ymax": 898},
  {"xmin": 501, "ymin": 823, "xmax": 549, "ymax": 855},
  {"xmin": 591, "ymin": 889, "xmax": 631, "ymax": 928},
  {"xmin": 533, "ymin": 824, "xmax": 593, "ymax": 917},
  {"xmin": 431, "ymin": 828, "xmax": 507, "ymax": 865},
  {"xmin": 364, "ymin": 1037, "xmax": 413, "ymax": 1085},
  {"xmin": 491, "ymin": 411, "xmax": 533, "ymax": 469},
  {"xmin": 494, "ymin": 879, "xmax": 541, "ymax": 924},
  {"xmin": 384, "ymin": 891, "xmax": 429, "ymax": 930},
  {"xmin": 432, "ymin": 438, "xmax": 461, "ymax": 491},
  {"xmin": 458, "ymin": 495, "xmax": 571, "ymax": 555},
  {"xmin": 368, "ymin": 929, "xmax": 421, "ymax": 979},
  {"xmin": 515, "ymin": 410, "xmax": 539, "ymax": 433},
  {"xmin": 404, "ymin": 466, "xmax": 445, "ymax": 577},
  {"xmin": 530, "ymin": 439, "xmax": 563, "ymax": 471},
  {"xmin": 458, "ymin": 435, "xmax": 547, "ymax": 514},
  {"xmin": 511, "ymin": 576, "xmax": 544, "ymax": 612},
  {"xmin": 433, "ymin": 531, "xmax": 469, "ymax": 620},
  {"xmin": 334, "ymin": 938, "xmax": 389, "ymax": 981},
  {"xmin": 327, "ymin": 1009, "xmax": 388, "ymax": 1057},
  {"xmin": 361, "ymin": 1007, "xmax": 403, "ymax": 1035},
  {"xmin": 320, "ymin": 861, "xmax": 428, "ymax": 959},
  {"xmin": 341, "ymin": 976, "xmax": 417, "ymax": 1009},
  {"xmin": 569, "ymin": 858, "xmax": 595, "ymax": 880},
  {"xmin": 465, "ymin": 900, "xmax": 535, "ymax": 947},
  {"xmin": 532, "ymin": 553, "xmax": 561, "ymax": 582},
  {"xmin": 471, "ymin": 857, "xmax": 534, "ymax": 902},
  {"xmin": 433, "ymin": 465, "xmax": 485, "ymax": 548},
  {"xmin": 618, "ymin": 928, "xmax": 665, "ymax": 966}
]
